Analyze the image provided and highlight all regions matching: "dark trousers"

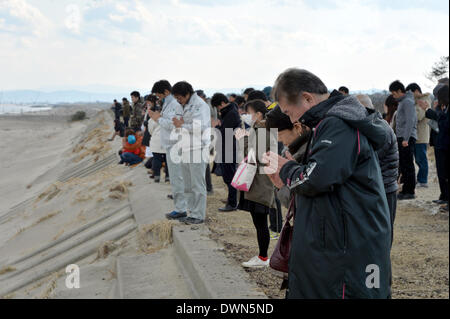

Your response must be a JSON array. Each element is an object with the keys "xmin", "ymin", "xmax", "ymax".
[
  {"xmin": 206, "ymin": 164, "xmax": 213, "ymax": 193},
  {"xmin": 435, "ymin": 148, "xmax": 449, "ymax": 201},
  {"xmin": 221, "ymin": 163, "xmax": 237, "ymax": 207},
  {"xmin": 124, "ymin": 117, "xmax": 129, "ymax": 128},
  {"xmin": 398, "ymin": 137, "xmax": 416, "ymax": 195},
  {"xmin": 269, "ymin": 195, "xmax": 283, "ymax": 233},
  {"xmin": 250, "ymin": 211, "xmax": 270, "ymax": 258},
  {"xmin": 386, "ymin": 191, "xmax": 397, "ymax": 246},
  {"xmin": 120, "ymin": 152, "xmax": 143, "ymax": 165},
  {"xmin": 152, "ymin": 153, "xmax": 168, "ymax": 177}
]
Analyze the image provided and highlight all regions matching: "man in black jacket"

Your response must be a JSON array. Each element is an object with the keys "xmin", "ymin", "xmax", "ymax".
[
  {"xmin": 263, "ymin": 68, "xmax": 392, "ymax": 299},
  {"xmin": 211, "ymin": 93, "xmax": 242, "ymax": 212}
]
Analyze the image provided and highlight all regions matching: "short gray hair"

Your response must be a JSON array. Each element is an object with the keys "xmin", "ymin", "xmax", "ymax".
[
  {"xmin": 356, "ymin": 94, "xmax": 374, "ymax": 110},
  {"xmin": 272, "ymin": 68, "xmax": 328, "ymax": 103}
]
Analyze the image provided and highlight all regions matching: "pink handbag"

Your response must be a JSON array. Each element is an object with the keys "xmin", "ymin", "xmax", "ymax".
[{"xmin": 231, "ymin": 155, "xmax": 257, "ymax": 192}]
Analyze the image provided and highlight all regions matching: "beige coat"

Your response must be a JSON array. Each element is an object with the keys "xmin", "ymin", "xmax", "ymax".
[{"xmin": 415, "ymin": 93, "xmax": 431, "ymax": 144}]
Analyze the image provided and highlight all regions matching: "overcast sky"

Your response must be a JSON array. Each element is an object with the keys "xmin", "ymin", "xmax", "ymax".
[{"xmin": 0, "ymin": 0, "xmax": 448, "ymax": 94}]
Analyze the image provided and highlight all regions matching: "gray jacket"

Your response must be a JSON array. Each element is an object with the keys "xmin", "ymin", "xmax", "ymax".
[
  {"xmin": 376, "ymin": 117, "xmax": 399, "ymax": 194},
  {"xmin": 396, "ymin": 91, "xmax": 417, "ymax": 142}
]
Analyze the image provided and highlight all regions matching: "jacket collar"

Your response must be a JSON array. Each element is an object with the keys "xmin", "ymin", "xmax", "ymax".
[
  {"xmin": 299, "ymin": 90, "xmax": 345, "ymax": 128},
  {"xmin": 219, "ymin": 102, "xmax": 237, "ymax": 118}
]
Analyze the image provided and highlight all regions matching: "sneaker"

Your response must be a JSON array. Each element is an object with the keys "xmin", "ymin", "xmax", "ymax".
[
  {"xmin": 154, "ymin": 176, "xmax": 161, "ymax": 183},
  {"xmin": 417, "ymin": 183, "xmax": 429, "ymax": 188},
  {"xmin": 118, "ymin": 161, "xmax": 124, "ymax": 165},
  {"xmin": 167, "ymin": 194, "xmax": 174, "ymax": 200},
  {"xmin": 180, "ymin": 217, "xmax": 204, "ymax": 225},
  {"xmin": 165, "ymin": 211, "xmax": 187, "ymax": 220},
  {"xmin": 242, "ymin": 256, "xmax": 270, "ymax": 268},
  {"xmin": 218, "ymin": 204, "xmax": 237, "ymax": 212},
  {"xmin": 397, "ymin": 193, "xmax": 416, "ymax": 200},
  {"xmin": 270, "ymin": 230, "xmax": 280, "ymax": 240}
]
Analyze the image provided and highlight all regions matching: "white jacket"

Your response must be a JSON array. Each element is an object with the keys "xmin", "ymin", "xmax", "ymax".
[
  {"xmin": 180, "ymin": 93, "xmax": 211, "ymax": 151},
  {"xmin": 158, "ymin": 94, "xmax": 184, "ymax": 150},
  {"xmin": 148, "ymin": 118, "xmax": 166, "ymax": 154}
]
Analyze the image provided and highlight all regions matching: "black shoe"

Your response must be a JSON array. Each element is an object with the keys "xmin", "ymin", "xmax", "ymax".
[
  {"xmin": 167, "ymin": 194, "xmax": 174, "ymax": 200},
  {"xmin": 118, "ymin": 161, "xmax": 124, "ymax": 165},
  {"xmin": 218, "ymin": 204, "xmax": 237, "ymax": 212},
  {"xmin": 154, "ymin": 176, "xmax": 160, "ymax": 183},
  {"xmin": 165, "ymin": 211, "xmax": 187, "ymax": 220},
  {"xmin": 397, "ymin": 193, "xmax": 416, "ymax": 200},
  {"xmin": 180, "ymin": 217, "xmax": 204, "ymax": 225},
  {"xmin": 433, "ymin": 199, "xmax": 448, "ymax": 205}
]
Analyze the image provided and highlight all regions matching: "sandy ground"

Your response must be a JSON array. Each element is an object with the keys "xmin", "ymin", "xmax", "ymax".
[
  {"xmin": 205, "ymin": 155, "xmax": 449, "ymax": 299},
  {"xmin": 0, "ymin": 107, "xmax": 139, "ymax": 298}
]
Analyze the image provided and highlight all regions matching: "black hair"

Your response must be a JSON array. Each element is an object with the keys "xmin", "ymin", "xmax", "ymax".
[
  {"xmin": 130, "ymin": 91, "xmax": 141, "ymax": 98},
  {"xmin": 338, "ymin": 86, "xmax": 349, "ymax": 94},
  {"xmin": 243, "ymin": 88, "xmax": 255, "ymax": 95},
  {"xmin": 122, "ymin": 97, "xmax": 128, "ymax": 102},
  {"xmin": 437, "ymin": 85, "xmax": 449, "ymax": 107},
  {"xmin": 389, "ymin": 80, "xmax": 406, "ymax": 93},
  {"xmin": 172, "ymin": 81, "xmax": 195, "ymax": 97},
  {"xmin": 245, "ymin": 99, "xmax": 268, "ymax": 117},
  {"xmin": 230, "ymin": 93, "xmax": 237, "ymax": 98},
  {"xmin": 273, "ymin": 68, "xmax": 328, "ymax": 103},
  {"xmin": 405, "ymin": 83, "xmax": 422, "ymax": 94},
  {"xmin": 196, "ymin": 90, "xmax": 206, "ymax": 98},
  {"xmin": 265, "ymin": 105, "xmax": 294, "ymax": 132},
  {"xmin": 114, "ymin": 99, "xmax": 118, "ymax": 103},
  {"xmin": 384, "ymin": 94, "xmax": 398, "ymax": 124},
  {"xmin": 235, "ymin": 96, "xmax": 246, "ymax": 106},
  {"xmin": 211, "ymin": 93, "xmax": 229, "ymax": 107},
  {"xmin": 248, "ymin": 90, "xmax": 268, "ymax": 102},
  {"xmin": 152, "ymin": 80, "xmax": 172, "ymax": 94},
  {"xmin": 125, "ymin": 128, "xmax": 135, "ymax": 137}
]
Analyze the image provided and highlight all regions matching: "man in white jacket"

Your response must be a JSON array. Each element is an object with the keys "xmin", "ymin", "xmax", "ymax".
[
  {"xmin": 172, "ymin": 81, "xmax": 211, "ymax": 225},
  {"xmin": 149, "ymin": 80, "xmax": 186, "ymax": 219}
]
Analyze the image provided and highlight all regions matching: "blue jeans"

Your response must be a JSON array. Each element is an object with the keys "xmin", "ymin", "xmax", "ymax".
[
  {"xmin": 120, "ymin": 152, "xmax": 143, "ymax": 165},
  {"xmin": 415, "ymin": 143, "xmax": 428, "ymax": 184}
]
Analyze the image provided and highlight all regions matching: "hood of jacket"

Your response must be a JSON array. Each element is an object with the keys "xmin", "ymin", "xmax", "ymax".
[{"xmin": 301, "ymin": 90, "xmax": 387, "ymax": 150}]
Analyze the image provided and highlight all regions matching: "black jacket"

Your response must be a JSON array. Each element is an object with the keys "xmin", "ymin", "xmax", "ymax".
[
  {"xmin": 426, "ymin": 106, "xmax": 450, "ymax": 150},
  {"xmin": 280, "ymin": 92, "xmax": 392, "ymax": 299},
  {"xmin": 216, "ymin": 102, "xmax": 242, "ymax": 163}
]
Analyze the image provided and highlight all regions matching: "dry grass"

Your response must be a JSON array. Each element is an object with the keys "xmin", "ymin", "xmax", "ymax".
[
  {"xmin": 35, "ymin": 210, "xmax": 61, "ymax": 225},
  {"xmin": 138, "ymin": 221, "xmax": 176, "ymax": 254},
  {"xmin": 35, "ymin": 183, "xmax": 62, "ymax": 203},
  {"xmin": 108, "ymin": 181, "xmax": 132, "ymax": 201},
  {"xmin": 96, "ymin": 241, "xmax": 118, "ymax": 259},
  {"xmin": 0, "ymin": 266, "xmax": 16, "ymax": 275},
  {"xmin": 52, "ymin": 229, "xmax": 65, "ymax": 241},
  {"xmin": 38, "ymin": 272, "xmax": 61, "ymax": 299}
]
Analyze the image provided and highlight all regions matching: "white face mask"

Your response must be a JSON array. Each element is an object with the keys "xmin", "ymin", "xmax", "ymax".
[{"xmin": 242, "ymin": 114, "xmax": 253, "ymax": 126}]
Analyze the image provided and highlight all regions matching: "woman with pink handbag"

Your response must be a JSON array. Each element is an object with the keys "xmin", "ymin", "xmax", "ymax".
[{"xmin": 234, "ymin": 99, "xmax": 277, "ymax": 269}]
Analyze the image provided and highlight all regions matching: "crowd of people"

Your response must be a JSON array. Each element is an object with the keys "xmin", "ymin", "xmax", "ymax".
[{"xmin": 108, "ymin": 71, "xmax": 449, "ymax": 299}]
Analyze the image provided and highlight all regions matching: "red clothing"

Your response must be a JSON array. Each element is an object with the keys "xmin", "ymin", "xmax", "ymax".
[{"xmin": 122, "ymin": 135, "xmax": 145, "ymax": 158}]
